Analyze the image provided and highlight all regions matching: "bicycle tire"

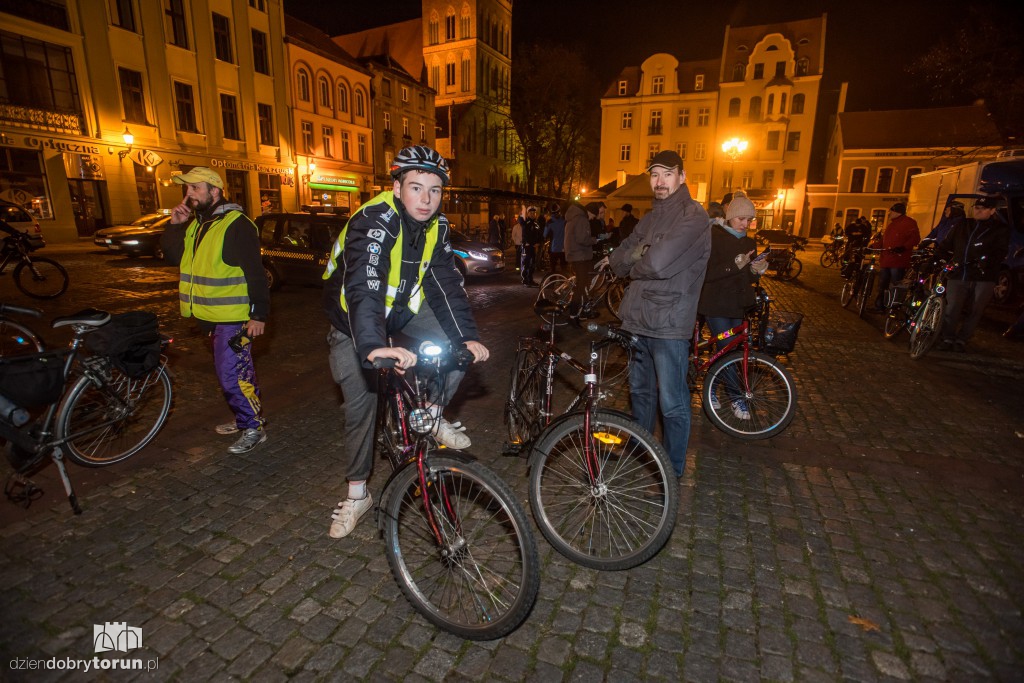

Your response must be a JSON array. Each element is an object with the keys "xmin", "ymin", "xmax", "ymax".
[
  {"xmin": 59, "ymin": 363, "xmax": 172, "ymax": 466},
  {"xmin": 374, "ymin": 388, "xmax": 404, "ymax": 463},
  {"xmin": 702, "ymin": 351, "xmax": 797, "ymax": 440},
  {"xmin": 784, "ymin": 257, "xmax": 803, "ymax": 281},
  {"xmin": 529, "ymin": 411, "xmax": 678, "ymax": 570},
  {"xmin": 909, "ymin": 296, "xmax": 944, "ymax": 360},
  {"xmin": 0, "ymin": 320, "xmax": 45, "ymax": 357},
  {"xmin": 883, "ymin": 309, "xmax": 906, "ymax": 339},
  {"xmin": 13, "ymin": 257, "xmax": 69, "ymax": 299},
  {"xmin": 505, "ymin": 344, "xmax": 544, "ymax": 448},
  {"xmin": 606, "ymin": 280, "xmax": 624, "ymax": 320},
  {"xmin": 857, "ymin": 272, "xmax": 874, "ymax": 318},
  {"xmin": 820, "ymin": 249, "xmax": 837, "ymax": 268},
  {"xmin": 538, "ymin": 273, "xmax": 573, "ymax": 308},
  {"xmin": 840, "ymin": 279, "xmax": 857, "ymax": 308},
  {"xmin": 380, "ymin": 455, "xmax": 540, "ymax": 640}
]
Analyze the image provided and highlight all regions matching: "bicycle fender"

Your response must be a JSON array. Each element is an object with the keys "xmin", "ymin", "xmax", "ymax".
[
  {"xmin": 374, "ymin": 449, "xmax": 479, "ymax": 532},
  {"xmin": 526, "ymin": 408, "xmax": 635, "ymax": 470}
]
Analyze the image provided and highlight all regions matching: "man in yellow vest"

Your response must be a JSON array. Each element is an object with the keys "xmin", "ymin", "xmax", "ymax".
[
  {"xmin": 322, "ymin": 146, "xmax": 489, "ymax": 539},
  {"xmin": 161, "ymin": 167, "xmax": 270, "ymax": 454}
]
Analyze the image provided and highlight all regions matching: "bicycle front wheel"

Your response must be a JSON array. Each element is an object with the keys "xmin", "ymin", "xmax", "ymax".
[
  {"xmin": 703, "ymin": 351, "xmax": 797, "ymax": 439},
  {"xmin": 857, "ymin": 272, "xmax": 874, "ymax": 317},
  {"xmin": 840, "ymin": 279, "xmax": 857, "ymax": 308},
  {"xmin": 820, "ymin": 249, "xmax": 837, "ymax": 268},
  {"xmin": 381, "ymin": 456, "xmax": 540, "ymax": 640},
  {"xmin": 505, "ymin": 343, "xmax": 544, "ymax": 448},
  {"xmin": 13, "ymin": 257, "xmax": 69, "ymax": 299},
  {"xmin": 909, "ymin": 296, "xmax": 944, "ymax": 360},
  {"xmin": 605, "ymin": 280, "xmax": 624, "ymax": 320},
  {"xmin": 0, "ymin": 320, "xmax": 45, "ymax": 357},
  {"xmin": 529, "ymin": 411, "xmax": 678, "ymax": 570},
  {"xmin": 59, "ymin": 364, "xmax": 172, "ymax": 466}
]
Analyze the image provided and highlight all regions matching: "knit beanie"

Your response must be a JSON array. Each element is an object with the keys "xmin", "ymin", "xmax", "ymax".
[{"xmin": 725, "ymin": 195, "xmax": 756, "ymax": 221}]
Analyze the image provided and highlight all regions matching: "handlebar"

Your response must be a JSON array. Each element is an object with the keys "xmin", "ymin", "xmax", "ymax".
[
  {"xmin": 586, "ymin": 322, "xmax": 640, "ymax": 349},
  {"xmin": 371, "ymin": 342, "xmax": 474, "ymax": 370},
  {"xmin": 0, "ymin": 303, "xmax": 43, "ymax": 318}
]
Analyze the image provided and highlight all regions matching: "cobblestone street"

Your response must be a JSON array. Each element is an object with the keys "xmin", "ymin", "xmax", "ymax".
[{"xmin": 1, "ymin": 244, "xmax": 1023, "ymax": 681}]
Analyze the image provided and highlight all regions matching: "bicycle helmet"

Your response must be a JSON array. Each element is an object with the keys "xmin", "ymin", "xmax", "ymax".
[{"xmin": 390, "ymin": 146, "xmax": 451, "ymax": 186}]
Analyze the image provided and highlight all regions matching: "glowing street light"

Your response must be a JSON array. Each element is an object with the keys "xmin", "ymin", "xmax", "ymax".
[{"xmin": 721, "ymin": 137, "xmax": 748, "ymax": 160}]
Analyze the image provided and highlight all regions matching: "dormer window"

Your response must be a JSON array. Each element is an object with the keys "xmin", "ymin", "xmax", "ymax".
[
  {"xmin": 618, "ymin": 80, "xmax": 628, "ymax": 96},
  {"xmin": 652, "ymin": 75, "xmax": 664, "ymax": 94},
  {"xmin": 694, "ymin": 74, "xmax": 704, "ymax": 91}
]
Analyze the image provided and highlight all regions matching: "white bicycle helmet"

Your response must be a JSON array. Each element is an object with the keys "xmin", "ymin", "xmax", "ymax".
[{"xmin": 390, "ymin": 146, "xmax": 451, "ymax": 186}]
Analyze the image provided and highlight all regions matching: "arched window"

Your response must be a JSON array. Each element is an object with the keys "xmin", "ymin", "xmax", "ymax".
[
  {"xmin": 428, "ymin": 11, "xmax": 439, "ymax": 44},
  {"xmin": 796, "ymin": 57, "xmax": 809, "ymax": 76},
  {"xmin": 460, "ymin": 3, "xmax": 471, "ymax": 38},
  {"xmin": 791, "ymin": 93, "xmax": 805, "ymax": 115},
  {"xmin": 355, "ymin": 89, "xmax": 365, "ymax": 118},
  {"xmin": 780, "ymin": 92, "xmax": 787, "ymax": 115},
  {"xmin": 728, "ymin": 98, "xmax": 740, "ymax": 117},
  {"xmin": 732, "ymin": 62, "xmax": 745, "ymax": 81},
  {"xmin": 318, "ymin": 76, "xmax": 331, "ymax": 108},
  {"xmin": 445, "ymin": 6, "xmax": 456, "ymax": 41},
  {"xmin": 337, "ymin": 83, "xmax": 349, "ymax": 113},
  {"xmin": 748, "ymin": 96, "xmax": 762, "ymax": 122},
  {"xmin": 296, "ymin": 69, "xmax": 310, "ymax": 102},
  {"xmin": 767, "ymin": 93, "xmax": 775, "ymax": 115}
]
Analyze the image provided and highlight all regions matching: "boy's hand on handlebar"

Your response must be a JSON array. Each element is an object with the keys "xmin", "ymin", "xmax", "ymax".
[
  {"xmin": 464, "ymin": 340, "xmax": 489, "ymax": 363},
  {"xmin": 368, "ymin": 347, "xmax": 417, "ymax": 373}
]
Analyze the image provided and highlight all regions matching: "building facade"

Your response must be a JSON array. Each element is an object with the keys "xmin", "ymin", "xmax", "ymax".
[
  {"xmin": 599, "ymin": 15, "xmax": 826, "ymax": 235},
  {"xmin": 810, "ymin": 105, "xmax": 1004, "ymax": 233},
  {"xmin": 284, "ymin": 15, "xmax": 373, "ymax": 213},
  {"xmin": 0, "ymin": 0, "xmax": 294, "ymax": 242}
]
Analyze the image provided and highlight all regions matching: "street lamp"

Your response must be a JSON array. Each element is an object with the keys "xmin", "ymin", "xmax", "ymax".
[
  {"xmin": 721, "ymin": 137, "xmax": 748, "ymax": 191},
  {"xmin": 117, "ymin": 126, "xmax": 134, "ymax": 162}
]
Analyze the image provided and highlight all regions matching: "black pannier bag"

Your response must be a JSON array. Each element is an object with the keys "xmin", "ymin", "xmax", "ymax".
[
  {"xmin": 0, "ymin": 350, "xmax": 68, "ymax": 407},
  {"xmin": 85, "ymin": 311, "xmax": 162, "ymax": 378}
]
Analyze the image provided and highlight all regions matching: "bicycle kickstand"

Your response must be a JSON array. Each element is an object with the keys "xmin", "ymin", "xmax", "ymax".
[{"xmin": 49, "ymin": 448, "xmax": 82, "ymax": 515}]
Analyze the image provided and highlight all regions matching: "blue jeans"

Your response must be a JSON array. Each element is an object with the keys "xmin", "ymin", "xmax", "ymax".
[
  {"xmin": 628, "ymin": 335, "xmax": 691, "ymax": 477},
  {"xmin": 705, "ymin": 317, "xmax": 743, "ymax": 402}
]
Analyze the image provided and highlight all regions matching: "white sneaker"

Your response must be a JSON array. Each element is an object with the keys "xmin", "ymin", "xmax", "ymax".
[
  {"xmin": 227, "ymin": 428, "xmax": 267, "ymax": 453},
  {"xmin": 731, "ymin": 400, "xmax": 751, "ymax": 420},
  {"xmin": 709, "ymin": 394, "xmax": 721, "ymax": 410},
  {"xmin": 215, "ymin": 422, "xmax": 239, "ymax": 435},
  {"xmin": 329, "ymin": 494, "xmax": 373, "ymax": 539},
  {"xmin": 434, "ymin": 418, "xmax": 471, "ymax": 449}
]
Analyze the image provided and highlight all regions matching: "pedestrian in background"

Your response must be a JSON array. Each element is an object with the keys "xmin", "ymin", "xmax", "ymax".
[
  {"xmin": 874, "ymin": 203, "xmax": 920, "ymax": 310},
  {"xmin": 923, "ymin": 201, "xmax": 966, "ymax": 245},
  {"xmin": 609, "ymin": 150, "xmax": 711, "ymax": 479},
  {"xmin": 544, "ymin": 202, "xmax": 566, "ymax": 273},
  {"xmin": 487, "ymin": 212, "xmax": 501, "ymax": 246},
  {"xmin": 519, "ymin": 206, "xmax": 543, "ymax": 286},
  {"xmin": 161, "ymin": 167, "xmax": 270, "ymax": 454},
  {"xmin": 618, "ymin": 203, "xmax": 639, "ymax": 243},
  {"xmin": 564, "ymin": 202, "xmax": 601, "ymax": 317}
]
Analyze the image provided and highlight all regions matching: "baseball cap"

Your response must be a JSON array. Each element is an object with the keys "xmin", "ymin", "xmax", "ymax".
[
  {"xmin": 646, "ymin": 150, "xmax": 683, "ymax": 172},
  {"xmin": 172, "ymin": 167, "xmax": 224, "ymax": 189}
]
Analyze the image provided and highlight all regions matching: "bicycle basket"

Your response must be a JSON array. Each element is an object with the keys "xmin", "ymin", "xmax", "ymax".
[
  {"xmin": 84, "ymin": 311, "xmax": 162, "ymax": 378},
  {"xmin": 761, "ymin": 311, "xmax": 803, "ymax": 354},
  {"xmin": 0, "ymin": 350, "xmax": 67, "ymax": 407}
]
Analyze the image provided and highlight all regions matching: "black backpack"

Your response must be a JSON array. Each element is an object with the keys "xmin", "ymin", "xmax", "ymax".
[{"xmin": 85, "ymin": 311, "xmax": 162, "ymax": 378}]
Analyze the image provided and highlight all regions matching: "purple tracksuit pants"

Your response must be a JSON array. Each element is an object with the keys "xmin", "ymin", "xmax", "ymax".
[{"xmin": 211, "ymin": 323, "xmax": 265, "ymax": 430}]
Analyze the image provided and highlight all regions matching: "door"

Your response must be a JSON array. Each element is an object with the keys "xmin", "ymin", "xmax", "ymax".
[
  {"xmin": 809, "ymin": 208, "xmax": 829, "ymax": 238},
  {"xmin": 68, "ymin": 178, "xmax": 109, "ymax": 236}
]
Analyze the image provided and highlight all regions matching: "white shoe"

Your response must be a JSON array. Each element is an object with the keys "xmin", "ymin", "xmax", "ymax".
[
  {"xmin": 731, "ymin": 400, "xmax": 751, "ymax": 420},
  {"xmin": 329, "ymin": 494, "xmax": 373, "ymax": 539},
  {"xmin": 434, "ymin": 418, "xmax": 471, "ymax": 449},
  {"xmin": 215, "ymin": 422, "xmax": 239, "ymax": 435},
  {"xmin": 709, "ymin": 394, "xmax": 721, "ymax": 410}
]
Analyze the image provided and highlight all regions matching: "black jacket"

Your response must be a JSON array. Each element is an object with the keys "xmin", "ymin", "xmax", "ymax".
[
  {"xmin": 937, "ymin": 214, "xmax": 1010, "ymax": 282},
  {"xmin": 698, "ymin": 223, "xmax": 759, "ymax": 318},
  {"xmin": 322, "ymin": 194, "xmax": 479, "ymax": 362}
]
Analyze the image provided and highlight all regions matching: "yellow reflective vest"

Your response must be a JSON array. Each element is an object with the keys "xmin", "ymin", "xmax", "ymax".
[
  {"xmin": 179, "ymin": 210, "xmax": 252, "ymax": 321},
  {"xmin": 323, "ymin": 192, "xmax": 438, "ymax": 317}
]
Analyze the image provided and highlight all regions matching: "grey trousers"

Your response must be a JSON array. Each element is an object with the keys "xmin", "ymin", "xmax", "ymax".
[
  {"xmin": 327, "ymin": 306, "xmax": 465, "ymax": 482},
  {"xmin": 941, "ymin": 279, "xmax": 996, "ymax": 343}
]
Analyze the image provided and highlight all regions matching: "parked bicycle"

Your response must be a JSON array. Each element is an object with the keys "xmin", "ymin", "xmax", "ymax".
[
  {"xmin": 505, "ymin": 320, "xmax": 678, "ymax": 570},
  {"xmin": 765, "ymin": 240, "xmax": 805, "ymax": 281},
  {"xmin": 840, "ymin": 247, "xmax": 882, "ymax": 317},
  {"xmin": 908, "ymin": 262, "xmax": 960, "ymax": 360},
  {"xmin": 0, "ymin": 303, "xmax": 46, "ymax": 357},
  {"xmin": 0, "ymin": 227, "xmax": 69, "ymax": 299},
  {"xmin": 883, "ymin": 248, "xmax": 944, "ymax": 340},
  {"xmin": 537, "ymin": 252, "xmax": 626, "ymax": 320},
  {"xmin": 688, "ymin": 292, "xmax": 798, "ymax": 440},
  {"xmin": 372, "ymin": 340, "xmax": 539, "ymax": 640},
  {"xmin": 820, "ymin": 234, "xmax": 846, "ymax": 268},
  {"xmin": 0, "ymin": 309, "xmax": 172, "ymax": 513}
]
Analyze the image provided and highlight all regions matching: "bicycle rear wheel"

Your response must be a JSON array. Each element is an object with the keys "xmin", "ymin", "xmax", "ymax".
[
  {"xmin": 505, "ymin": 343, "xmax": 544, "ymax": 448},
  {"xmin": 13, "ymin": 257, "xmax": 69, "ymax": 299},
  {"xmin": 381, "ymin": 456, "xmax": 540, "ymax": 640},
  {"xmin": 857, "ymin": 272, "xmax": 874, "ymax": 317},
  {"xmin": 780, "ymin": 257, "xmax": 802, "ymax": 281},
  {"xmin": 59, "ymin": 363, "xmax": 172, "ymax": 466},
  {"xmin": 820, "ymin": 249, "xmax": 837, "ymax": 268},
  {"xmin": 529, "ymin": 411, "xmax": 678, "ymax": 570},
  {"xmin": 883, "ymin": 308, "xmax": 907, "ymax": 339},
  {"xmin": 840, "ymin": 278, "xmax": 857, "ymax": 308},
  {"xmin": 605, "ymin": 280, "xmax": 624, "ymax": 320},
  {"xmin": 0, "ymin": 320, "xmax": 44, "ymax": 357},
  {"xmin": 538, "ymin": 273, "xmax": 573, "ymax": 308},
  {"xmin": 909, "ymin": 296, "xmax": 944, "ymax": 360},
  {"xmin": 702, "ymin": 351, "xmax": 797, "ymax": 439}
]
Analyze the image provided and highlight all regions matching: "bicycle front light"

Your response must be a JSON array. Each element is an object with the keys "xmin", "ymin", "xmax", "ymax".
[
  {"xmin": 408, "ymin": 408, "xmax": 435, "ymax": 435},
  {"xmin": 419, "ymin": 340, "xmax": 444, "ymax": 358}
]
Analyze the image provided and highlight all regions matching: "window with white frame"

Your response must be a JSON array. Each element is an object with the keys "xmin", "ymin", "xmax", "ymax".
[
  {"xmin": 619, "ymin": 144, "xmax": 630, "ymax": 162},
  {"xmin": 621, "ymin": 111, "xmax": 632, "ymax": 129},
  {"xmin": 677, "ymin": 108, "xmax": 689, "ymax": 127},
  {"xmin": 652, "ymin": 75, "xmax": 664, "ymax": 94},
  {"xmin": 694, "ymin": 142, "xmax": 706, "ymax": 160},
  {"xmin": 697, "ymin": 107, "xmax": 710, "ymax": 126}
]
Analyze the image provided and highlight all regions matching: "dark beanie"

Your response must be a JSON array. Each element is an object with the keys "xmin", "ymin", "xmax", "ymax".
[
  {"xmin": 890, "ymin": 202, "xmax": 906, "ymax": 214},
  {"xmin": 584, "ymin": 201, "xmax": 604, "ymax": 215}
]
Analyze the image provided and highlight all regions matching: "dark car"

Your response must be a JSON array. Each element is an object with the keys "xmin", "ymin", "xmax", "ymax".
[
  {"xmin": 450, "ymin": 230, "xmax": 504, "ymax": 276},
  {"xmin": 256, "ymin": 211, "xmax": 349, "ymax": 291},
  {"xmin": 101, "ymin": 214, "xmax": 173, "ymax": 258}
]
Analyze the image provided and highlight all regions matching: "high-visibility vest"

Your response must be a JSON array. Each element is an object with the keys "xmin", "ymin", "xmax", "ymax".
[
  {"xmin": 323, "ymin": 192, "xmax": 438, "ymax": 317},
  {"xmin": 179, "ymin": 210, "xmax": 252, "ymax": 321}
]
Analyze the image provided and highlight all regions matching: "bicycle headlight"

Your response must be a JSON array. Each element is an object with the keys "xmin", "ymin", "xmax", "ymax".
[
  {"xmin": 408, "ymin": 408, "xmax": 435, "ymax": 435},
  {"xmin": 419, "ymin": 340, "xmax": 444, "ymax": 358}
]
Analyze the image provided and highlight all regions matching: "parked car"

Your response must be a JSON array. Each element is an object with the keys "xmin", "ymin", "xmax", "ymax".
[
  {"xmin": 255, "ymin": 210, "xmax": 503, "ymax": 291},
  {"xmin": 449, "ymin": 230, "xmax": 504, "ymax": 276},
  {"xmin": 93, "ymin": 212, "xmax": 172, "ymax": 256},
  {"xmin": 0, "ymin": 199, "xmax": 45, "ymax": 248}
]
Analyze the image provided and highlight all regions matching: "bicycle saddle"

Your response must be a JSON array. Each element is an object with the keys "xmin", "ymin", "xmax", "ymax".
[{"xmin": 51, "ymin": 309, "xmax": 111, "ymax": 329}]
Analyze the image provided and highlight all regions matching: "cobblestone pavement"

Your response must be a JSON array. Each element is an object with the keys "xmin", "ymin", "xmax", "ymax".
[{"xmin": 1, "ymin": 245, "xmax": 1022, "ymax": 681}]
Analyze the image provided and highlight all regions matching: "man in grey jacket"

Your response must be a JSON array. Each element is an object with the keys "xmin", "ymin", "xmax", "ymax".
[
  {"xmin": 564, "ymin": 201, "xmax": 606, "ymax": 318},
  {"xmin": 608, "ymin": 150, "xmax": 710, "ymax": 479}
]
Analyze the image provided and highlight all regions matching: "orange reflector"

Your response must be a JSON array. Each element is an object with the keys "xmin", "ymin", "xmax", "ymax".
[{"xmin": 592, "ymin": 432, "xmax": 622, "ymax": 445}]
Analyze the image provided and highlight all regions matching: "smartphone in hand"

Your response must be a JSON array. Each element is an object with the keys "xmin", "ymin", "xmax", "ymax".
[{"xmin": 751, "ymin": 246, "xmax": 772, "ymax": 263}]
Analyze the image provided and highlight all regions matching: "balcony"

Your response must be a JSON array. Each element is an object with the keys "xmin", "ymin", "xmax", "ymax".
[{"xmin": 0, "ymin": 102, "xmax": 85, "ymax": 135}]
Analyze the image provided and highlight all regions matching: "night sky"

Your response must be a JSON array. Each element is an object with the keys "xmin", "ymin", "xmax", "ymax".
[{"xmin": 284, "ymin": 0, "xmax": 1023, "ymax": 112}]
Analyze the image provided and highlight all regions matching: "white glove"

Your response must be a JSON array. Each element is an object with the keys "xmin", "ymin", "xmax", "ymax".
[
  {"xmin": 734, "ymin": 252, "xmax": 752, "ymax": 270},
  {"xmin": 751, "ymin": 259, "xmax": 769, "ymax": 275}
]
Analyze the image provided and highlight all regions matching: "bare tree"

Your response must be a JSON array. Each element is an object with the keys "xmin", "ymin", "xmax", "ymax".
[{"xmin": 511, "ymin": 44, "xmax": 601, "ymax": 196}]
